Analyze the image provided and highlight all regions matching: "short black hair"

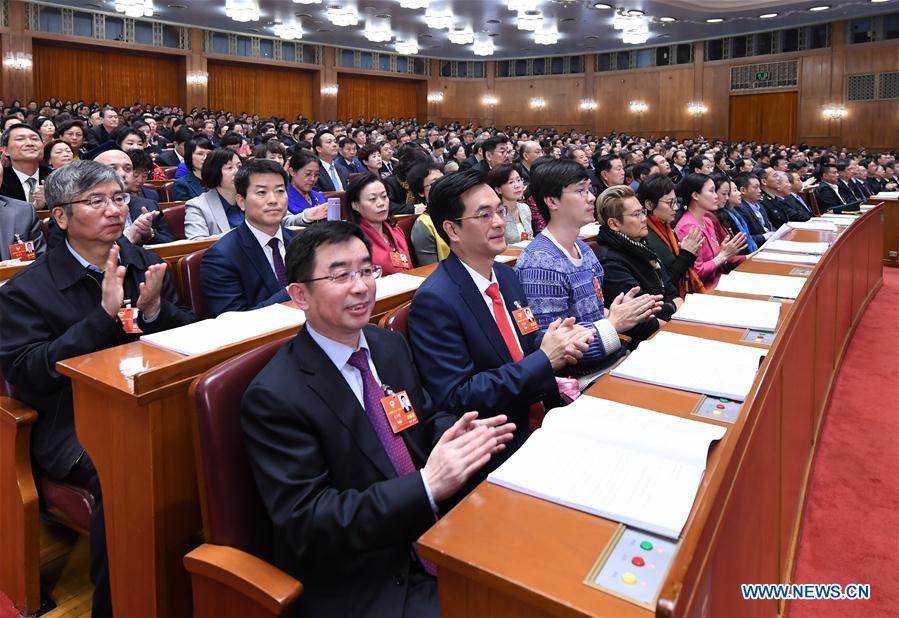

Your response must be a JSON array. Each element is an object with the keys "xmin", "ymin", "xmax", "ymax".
[
  {"xmin": 529, "ymin": 158, "xmax": 589, "ymax": 223},
  {"xmin": 688, "ymin": 155, "xmax": 707, "ymax": 173},
  {"xmin": 427, "ymin": 169, "xmax": 486, "ymax": 244},
  {"xmin": 234, "ymin": 157, "xmax": 289, "ymax": 197},
  {"xmin": 202, "ymin": 148, "xmax": 240, "ymax": 188},
  {"xmin": 676, "ymin": 173, "xmax": 713, "ymax": 204},
  {"xmin": 482, "ymin": 135, "xmax": 509, "ymax": 155},
  {"xmin": 635, "ymin": 173, "xmax": 675, "ymax": 207},
  {"xmin": 54, "ymin": 119, "xmax": 85, "ymax": 139},
  {"xmin": 344, "ymin": 171, "xmax": 386, "ymax": 224},
  {"xmin": 733, "ymin": 173, "xmax": 757, "ymax": 192},
  {"xmin": 1, "ymin": 123, "xmax": 41, "ymax": 146},
  {"xmin": 287, "ymin": 148, "xmax": 318, "ymax": 172},
  {"xmin": 312, "ymin": 130, "xmax": 334, "ymax": 154},
  {"xmin": 128, "ymin": 148, "xmax": 155, "ymax": 173},
  {"xmin": 285, "ymin": 220, "xmax": 371, "ymax": 284},
  {"xmin": 220, "ymin": 132, "xmax": 243, "ymax": 149},
  {"xmin": 173, "ymin": 126, "xmax": 194, "ymax": 145},
  {"xmin": 406, "ymin": 161, "xmax": 443, "ymax": 199},
  {"xmin": 185, "ymin": 137, "xmax": 214, "ymax": 172},
  {"xmin": 595, "ymin": 154, "xmax": 620, "ymax": 174}
]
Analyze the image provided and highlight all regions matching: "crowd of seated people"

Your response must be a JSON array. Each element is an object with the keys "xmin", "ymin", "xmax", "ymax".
[{"xmin": 0, "ymin": 95, "xmax": 897, "ymax": 617}]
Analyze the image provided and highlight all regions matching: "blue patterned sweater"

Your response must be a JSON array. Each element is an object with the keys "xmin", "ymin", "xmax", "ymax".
[{"xmin": 514, "ymin": 233, "xmax": 624, "ymax": 372}]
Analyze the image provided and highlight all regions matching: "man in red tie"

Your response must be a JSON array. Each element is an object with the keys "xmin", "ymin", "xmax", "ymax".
[
  {"xmin": 408, "ymin": 169, "xmax": 594, "ymax": 466},
  {"xmin": 241, "ymin": 221, "xmax": 515, "ymax": 618}
]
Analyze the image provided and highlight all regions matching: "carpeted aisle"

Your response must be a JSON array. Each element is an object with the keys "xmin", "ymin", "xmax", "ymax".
[{"xmin": 788, "ymin": 268, "xmax": 899, "ymax": 617}]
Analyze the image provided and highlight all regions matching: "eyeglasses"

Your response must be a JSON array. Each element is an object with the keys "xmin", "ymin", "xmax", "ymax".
[
  {"xmin": 301, "ymin": 265, "xmax": 382, "ymax": 285},
  {"xmin": 63, "ymin": 192, "xmax": 131, "ymax": 210},
  {"xmin": 623, "ymin": 208, "xmax": 648, "ymax": 219},
  {"xmin": 493, "ymin": 148, "xmax": 514, "ymax": 157},
  {"xmin": 563, "ymin": 187, "xmax": 593, "ymax": 198},
  {"xmin": 657, "ymin": 198, "xmax": 677, "ymax": 208},
  {"xmin": 454, "ymin": 205, "xmax": 508, "ymax": 224}
]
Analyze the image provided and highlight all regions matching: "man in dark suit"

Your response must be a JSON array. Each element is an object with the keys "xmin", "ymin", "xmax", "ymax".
[
  {"xmin": 758, "ymin": 167, "xmax": 790, "ymax": 229},
  {"xmin": 0, "ymin": 193, "xmax": 46, "ymax": 260},
  {"xmin": 851, "ymin": 164, "xmax": 873, "ymax": 200},
  {"xmin": 312, "ymin": 130, "xmax": 349, "ymax": 193},
  {"xmin": 378, "ymin": 141, "xmax": 398, "ymax": 177},
  {"xmin": 86, "ymin": 106, "xmax": 119, "ymax": 147},
  {"xmin": 154, "ymin": 126, "xmax": 192, "ymax": 168},
  {"xmin": 201, "ymin": 158, "xmax": 296, "ymax": 317},
  {"xmin": 782, "ymin": 171, "xmax": 813, "ymax": 222},
  {"xmin": 668, "ymin": 149, "xmax": 687, "ymax": 183},
  {"xmin": 473, "ymin": 135, "xmax": 514, "ymax": 176},
  {"xmin": 241, "ymin": 221, "xmax": 514, "ymax": 617},
  {"xmin": 0, "ymin": 124, "xmax": 52, "ymax": 205},
  {"xmin": 407, "ymin": 170, "xmax": 593, "ymax": 468},
  {"xmin": 0, "ymin": 160, "xmax": 193, "ymax": 618},
  {"xmin": 815, "ymin": 163, "xmax": 855, "ymax": 213},
  {"xmin": 734, "ymin": 173, "xmax": 774, "ymax": 246},
  {"xmin": 835, "ymin": 161, "xmax": 862, "ymax": 203},
  {"xmin": 335, "ymin": 136, "xmax": 365, "ymax": 176}
]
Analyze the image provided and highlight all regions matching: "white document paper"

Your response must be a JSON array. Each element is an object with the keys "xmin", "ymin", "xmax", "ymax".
[
  {"xmin": 510, "ymin": 239, "xmax": 532, "ymax": 249},
  {"xmin": 764, "ymin": 240, "xmax": 830, "ymax": 255},
  {"xmin": 494, "ymin": 254, "xmax": 516, "ymax": 264},
  {"xmin": 579, "ymin": 223, "xmax": 600, "ymax": 238},
  {"xmin": 487, "ymin": 396, "xmax": 726, "ymax": 539},
  {"xmin": 819, "ymin": 214, "xmax": 858, "ymax": 223},
  {"xmin": 873, "ymin": 191, "xmax": 899, "ymax": 199},
  {"xmin": 788, "ymin": 221, "xmax": 838, "ymax": 233},
  {"xmin": 753, "ymin": 251, "xmax": 821, "ymax": 266},
  {"xmin": 714, "ymin": 271, "xmax": 807, "ymax": 299},
  {"xmin": 673, "ymin": 294, "xmax": 781, "ymax": 331},
  {"xmin": 374, "ymin": 273, "xmax": 425, "ymax": 301},
  {"xmin": 610, "ymin": 331, "xmax": 767, "ymax": 401},
  {"xmin": 141, "ymin": 304, "xmax": 305, "ymax": 356}
]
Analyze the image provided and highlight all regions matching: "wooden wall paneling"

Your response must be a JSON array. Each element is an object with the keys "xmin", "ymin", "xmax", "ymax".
[
  {"xmin": 33, "ymin": 42, "xmax": 181, "ymax": 107},
  {"xmin": 729, "ymin": 92, "xmax": 797, "ymax": 145},
  {"xmin": 428, "ymin": 78, "xmax": 493, "ymax": 127},
  {"xmin": 797, "ymin": 55, "xmax": 833, "ymax": 143},
  {"xmin": 812, "ymin": 266, "xmax": 837, "ymax": 434},
  {"xmin": 656, "ymin": 68, "xmax": 695, "ymax": 135},
  {"xmin": 700, "ymin": 64, "xmax": 731, "ymax": 140},
  {"xmin": 207, "ymin": 61, "xmax": 313, "ymax": 120},
  {"xmin": 494, "ymin": 75, "xmax": 587, "ymax": 130},
  {"xmin": 336, "ymin": 73, "xmax": 419, "ymax": 121}
]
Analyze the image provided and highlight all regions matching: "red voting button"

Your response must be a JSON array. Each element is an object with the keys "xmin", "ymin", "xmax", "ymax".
[
  {"xmin": 716, "ymin": 403, "xmax": 726, "ymax": 410},
  {"xmin": 631, "ymin": 556, "xmax": 645, "ymax": 567}
]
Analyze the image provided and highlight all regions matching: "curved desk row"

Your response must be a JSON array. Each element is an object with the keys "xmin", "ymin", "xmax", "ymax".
[{"xmin": 417, "ymin": 206, "xmax": 884, "ymax": 617}]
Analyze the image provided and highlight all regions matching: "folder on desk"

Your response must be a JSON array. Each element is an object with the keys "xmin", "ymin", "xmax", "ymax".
[
  {"xmin": 610, "ymin": 331, "xmax": 767, "ymax": 401},
  {"xmin": 487, "ymin": 396, "xmax": 727, "ymax": 539},
  {"xmin": 753, "ymin": 251, "xmax": 821, "ymax": 266},
  {"xmin": 714, "ymin": 271, "xmax": 807, "ymax": 299},
  {"xmin": 141, "ymin": 304, "xmax": 306, "ymax": 356},
  {"xmin": 764, "ymin": 239, "xmax": 830, "ymax": 255},
  {"xmin": 788, "ymin": 220, "xmax": 838, "ymax": 232},
  {"xmin": 673, "ymin": 294, "xmax": 781, "ymax": 331},
  {"xmin": 374, "ymin": 273, "xmax": 426, "ymax": 300}
]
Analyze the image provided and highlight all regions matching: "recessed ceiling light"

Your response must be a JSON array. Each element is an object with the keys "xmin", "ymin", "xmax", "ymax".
[
  {"xmin": 85, "ymin": 2, "xmax": 101, "ymax": 6},
  {"xmin": 295, "ymin": 12, "xmax": 311, "ymax": 17},
  {"xmin": 809, "ymin": 5, "xmax": 830, "ymax": 11},
  {"xmin": 488, "ymin": 32, "xmax": 499, "ymax": 36},
  {"xmin": 420, "ymin": 33, "xmax": 432, "ymax": 38},
  {"xmin": 586, "ymin": 35, "xmax": 599, "ymax": 39},
  {"xmin": 659, "ymin": 16, "xmax": 676, "ymax": 22},
  {"xmin": 625, "ymin": 9, "xmax": 644, "ymax": 16},
  {"xmin": 593, "ymin": 3, "xmax": 613, "ymax": 9},
  {"xmin": 871, "ymin": 0, "xmax": 888, "ymax": 3},
  {"xmin": 760, "ymin": 12, "xmax": 778, "ymax": 18},
  {"xmin": 561, "ymin": 17, "xmax": 575, "ymax": 22},
  {"xmin": 706, "ymin": 17, "xmax": 724, "ymax": 23},
  {"xmin": 486, "ymin": 19, "xmax": 500, "ymax": 24},
  {"xmin": 316, "ymin": 28, "xmax": 331, "ymax": 32},
  {"xmin": 167, "ymin": 3, "xmax": 187, "ymax": 8}
]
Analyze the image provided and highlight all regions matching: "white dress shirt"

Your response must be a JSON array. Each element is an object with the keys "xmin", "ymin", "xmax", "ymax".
[
  {"xmin": 458, "ymin": 258, "xmax": 525, "ymax": 358},
  {"xmin": 245, "ymin": 221, "xmax": 286, "ymax": 279},
  {"xmin": 321, "ymin": 159, "xmax": 344, "ymax": 191},
  {"xmin": 13, "ymin": 166, "xmax": 39, "ymax": 201}
]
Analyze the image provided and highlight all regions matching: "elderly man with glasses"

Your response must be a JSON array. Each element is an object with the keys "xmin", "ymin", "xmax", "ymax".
[{"xmin": 0, "ymin": 159, "xmax": 193, "ymax": 618}]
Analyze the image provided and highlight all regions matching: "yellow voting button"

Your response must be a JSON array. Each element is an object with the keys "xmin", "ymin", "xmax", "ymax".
[{"xmin": 622, "ymin": 572, "xmax": 637, "ymax": 585}]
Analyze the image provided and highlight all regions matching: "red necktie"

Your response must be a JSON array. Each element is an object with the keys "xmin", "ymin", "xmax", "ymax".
[{"xmin": 485, "ymin": 283, "xmax": 546, "ymax": 431}]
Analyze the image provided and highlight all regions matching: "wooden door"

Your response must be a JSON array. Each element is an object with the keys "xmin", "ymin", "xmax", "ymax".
[{"xmin": 729, "ymin": 91, "xmax": 798, "ymax": 145}]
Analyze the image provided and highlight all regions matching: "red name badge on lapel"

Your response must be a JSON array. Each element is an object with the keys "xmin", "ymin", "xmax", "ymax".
[
  {"xmin": 390, "ymin": 250, "xmax": 410, "ymax": 270},
  {"xmin": 511, "ymin": 302, "xmax": 539, "ymax": 336},
  {"xmin": 593, "ymin": 276, "xmax": 604, "ymax": 303},
  {"xmin": 520, "ymin": 231, "xmax": 531, "ymax": 241},
  {"xmin": 117, "ymin": 303, "xmax": 143, "ymax": 335},
  {"xmin": 380, "ymin": 389, "xmax": 419, "ymax": 434},
  {"xmin": 8, "ymin": 235, "xmax": 36, "ymax": 261}
]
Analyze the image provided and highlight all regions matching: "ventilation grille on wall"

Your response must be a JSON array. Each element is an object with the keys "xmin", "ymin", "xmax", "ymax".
[
  {"xmin": 730, "ymin": 60, "xmax": 798, "ymax": 91},
  {"xmin": 848, "ymin": 74, "xmax": 877, "ymax": 101},
  {"xmin": 878, "ymin": 71, "xmax": 899, "ymax": 100}
]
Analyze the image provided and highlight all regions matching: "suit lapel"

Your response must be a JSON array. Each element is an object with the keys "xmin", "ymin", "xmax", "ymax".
[
  {"xmin": 236, "ymin": 224, "xmax": 279, "ymax": 295},
  {"xmin": 207, "ymin": 191, "xmax": 231, "ymax": 233},
  {"xmin": 444, "ymin": 254, "xmax": 513, "ymax": 364},
  {"xmin": 294, "ymin": 328, "xmax": 398, "ymax": 480}
]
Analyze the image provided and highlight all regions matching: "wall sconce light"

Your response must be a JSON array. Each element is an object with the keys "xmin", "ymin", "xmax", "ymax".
[
  {"xmin": 529, "ymin": 97, "xmax": 546, "ymax": 109},
  {"xmin": 321, "ymin": 84, "xmax": 339, "ymax": 96},
  {"xmin": 481, "ymin": 94, "xmax": 499, "ymax": 106},
  {"xmin": 579, "ymin": 99, "xmax": 598, "ymax": 111},
  {"xmin": 822, "ymin": 104, "xmax": 847, "ymax": 120},
  {"xmin": 687, "ymin": 101, "xmax": 708, "ymax": 115},
  {"xmin": 186, "ymin": 71, "xmax": 209, "ymax": 86},
  {"xmin": 3, "ymin": 52, "xmax": 33, "ymax": 70},
  {"xmin": 427, "ymin": 92, "xmax": 444, "ymax": 103},
  {"xmin": 629, "ymin": 100, "xmax": 648, "ymax": 113}
]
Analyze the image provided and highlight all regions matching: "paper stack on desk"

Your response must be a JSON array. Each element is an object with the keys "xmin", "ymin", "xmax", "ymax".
[
  {"xmin": 873, "ymin": 191, "xmax": 899, "ymax": 199},
  {"xmin": 375, "ymin": 273, "xmax": 425, "ymax": 301},
  {"xmin": 673, "ymin": 294, "xmax": 781, "ymax": 331},
  {"xmin": 141, "ymin": 304, "xmax": 305, "ymax": 356},
  {"xmin": 609, "ymin": 331, "xmax": 767, "ymax": 401},
  {"xmin": 714, "ymin": 271, "xmax": 807, "ymax": 299},
  {"xmin": 579, "ymin": 223, "xmax": 600, "ymax": 238},
  {"xmin": 764, "ymin": 239, "xmax": 830, "ymax": 255},
  {"xmin": 487, "ymin": 396, "xmax": 727, "ymax": 539},
  {"xmin": 788, "ymin": 220, "xmax": 838, "ymax": 232},
  {"xmin": 753, "ymin": 251, "xmax": 821, "ymax": 266}
]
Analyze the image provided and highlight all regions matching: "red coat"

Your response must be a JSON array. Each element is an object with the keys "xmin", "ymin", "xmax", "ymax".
[{"xmin": 358, "ymin": 219, "xmax": 413, "ymax": 275}]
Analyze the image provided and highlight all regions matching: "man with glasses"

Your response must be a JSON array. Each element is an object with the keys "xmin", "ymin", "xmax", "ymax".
[
  {"xmin": 0, "ymin": 124, "xmax": 52, "ymax": 205},
  {"xmin": 408, "ymin": 170, "xmax": 595, "ymax": 461},
  {"xmin": 201, "ymin": 158, "xmax": 296, "ymax": 317},
  {"xmin": 0, "ymin": 159, "xmax": 194, "ymax": 617},
  {"xmin": 241, "ymin": 221, "xmax": 515, "ymax": 617},
  {"xmin": 516, "ymin": 160, "xmax": 661, "ymax": 375},
  {"xmin": 473, "ymin": 135, "xmax": 515, "ymax": 175}
]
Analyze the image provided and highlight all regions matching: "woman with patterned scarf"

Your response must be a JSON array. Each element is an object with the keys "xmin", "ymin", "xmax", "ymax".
[
  {"xmin": 636, "ymin": 174, "xmax": 706, "ymax": 297},
  {"xmin": 594, "ymin": 185, "xmax": 683, "ymax": 346}
]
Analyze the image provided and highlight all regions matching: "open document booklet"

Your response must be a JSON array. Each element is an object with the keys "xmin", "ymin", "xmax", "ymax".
[{"xmin": 488, "ymin": 396, "xmax": 726, "ymax": 539}]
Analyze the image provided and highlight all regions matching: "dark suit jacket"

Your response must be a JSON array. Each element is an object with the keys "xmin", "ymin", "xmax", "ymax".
[
  {"xmin": 313, "ymin": 160, "xmax": 350, "ymax": 193},
  {"xmin": 735, "ymin": 201, "xmax": 771, "ymax": 247},
  {"xmin": 783, "ymin": 194, "xmax": 812, "ymax": 222},
  {"xmin": 459, "ymin": 154, "xmax": 479, "ymax": 171},
  {"xmin": 408, "ymin": 252, "xmax": 559, "ymax": 467},
  {"xmin": 87, "ymin": 125, "xmax": 112, "ymax": 147},
  {"xmin": 668, "ymin": 165, "xmax": 684, "ymax": 183},
  {"xmin": 0, "ymin": 165, "xmax": 52, "ymax": 202},
  {"xmin": 0, "ymin": 195, "xmax": 46, "ymax": 260},
  {"xmin": 760, "ymin": 192, "xmax": 789, "ymax": 229},
  {"xmin": 335, "ymin": 156, "xmax": 365, "ymax": 176},
  {"xmin": 379, "ymin": 158, "xmax": 398, "ymax": 177},
  {"xmin": 200, "ymin": 222, "xmax": 294, "ymax": 317},
  {"xmin": 0, "ymin": 239, "xmax": 193, "ymax": 479},
  {"xmin": 815, "ymin": 184, "xmax": 847, "ymax": 214},
  {"xmin": 865, "ymin": 177, "xmax": 886, "ymax": 196},
  {"xmin": 154, "ymin": 149, "xmax": 181, "ymax": 168},
  {"xmin": 45, "ymin": 196, "xmax": 175, "ymax": 248},
  {"xmin": 241, "ymin": 325, "xmax": 453, "ymax": 617},
  {"xmin": 172, "ymin": 172, "xmax": 205, "ymax": 202},
  {"xmin": 139, "ymin": 186, "xmax": 160, "ymax": 204},
  {"xmin": 852, "ymin": 178, "xmax": 872, "ymax": 199}
]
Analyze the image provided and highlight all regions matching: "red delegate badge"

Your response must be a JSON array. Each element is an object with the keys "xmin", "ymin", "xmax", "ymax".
[
  {"xmin": 390, "ymin": 250, "xmax": 410, "ymax": 269},
  {"xmin": 512, "ymin": 305, "xmax": 539, "ymax": 336},
  {"xmin": 379, "ymin": 390, "xmax": 419, "ymax": 433},
  {"xmin": 9, "ymin": 236, "xmax": 37, "ymax": 261},
  {"xmin": 117, "ymin": 305, "xmax": 143, "ymax": 334},
  {"xmin": 593, "ymin": 276, "xmax": 604, "ymax": 302}
]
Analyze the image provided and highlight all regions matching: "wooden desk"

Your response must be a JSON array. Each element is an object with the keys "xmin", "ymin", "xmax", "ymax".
[
  {"xmin": 417, "ymin": 208, "xmax": 884, "ymax": 617},
  {"xmin": 867, "ymin": 197, "xmax": 899, "ymax": 267},
  {"xmin": 53, "ymin": 249, "xmax": 521, "ymax": 617}
]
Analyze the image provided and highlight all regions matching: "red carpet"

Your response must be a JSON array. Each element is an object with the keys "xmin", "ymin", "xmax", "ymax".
[
  {"xmin": 788, "ymin": 267, "xmax": 899, "ymax": 617},
  {"xmin": 0, "ymin": 271, "xmax": 896, "ymax": 618}
]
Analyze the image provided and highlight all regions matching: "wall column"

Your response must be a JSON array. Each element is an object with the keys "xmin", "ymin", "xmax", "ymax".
[
  {"xmin": 483, "ymin": 60, "xmax": 496, "ymax": 128},
  {"xmin": 317, "ymin": 46, "xmax": 338, "ymax": 121},
  {"xmin": 692, "ymin": 41, "xmax": 707, "ymax": 136},
  {"xmin": 183, "ymin": 28, "xmax": 207, "ymax": 111},
  {"xmin": 2, "ymin": 0, "xmax": 34, "ymax": 103},
  {"xmin": 583, "ymin": 53, "xmax": 598, "ymax": 134},
  {"xmin": 827, "ymin": 21, "xmax": 848, "ymax": 145}
]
